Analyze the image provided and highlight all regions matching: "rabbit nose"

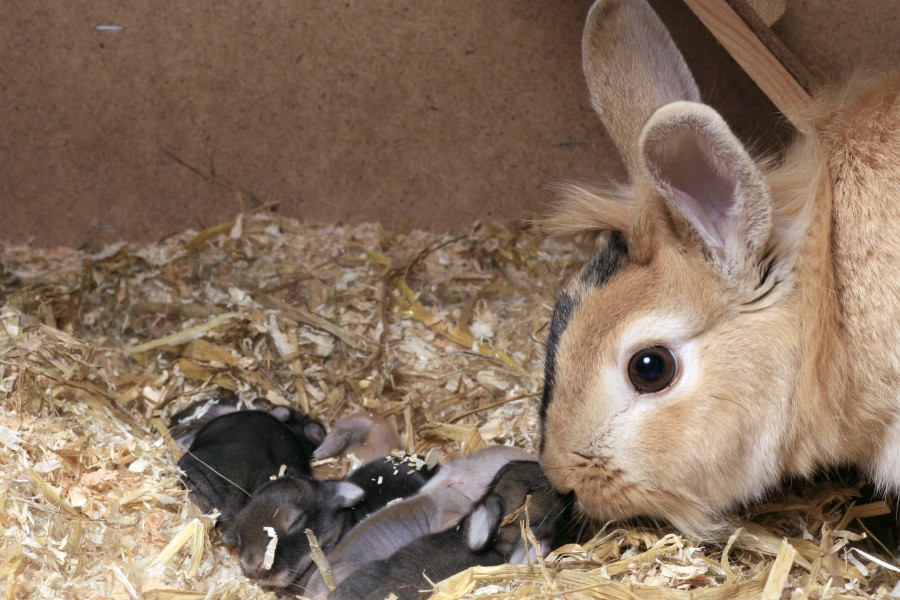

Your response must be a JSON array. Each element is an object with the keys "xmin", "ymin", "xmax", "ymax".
[{"xmin": 240, "ymin": 554, "xmax": 267, "ymax": 580}]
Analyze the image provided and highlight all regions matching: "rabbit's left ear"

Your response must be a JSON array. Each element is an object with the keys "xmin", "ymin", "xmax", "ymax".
[{"xmin": 639, "ymin": 101, "xmax": 773, "ymax": 280}]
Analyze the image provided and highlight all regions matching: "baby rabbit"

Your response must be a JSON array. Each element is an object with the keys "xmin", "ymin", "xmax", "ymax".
[
  {"xmin": 312, "ymin": 412, "xmax": 403, "ymax": 464},
  {"xmin": 230, "ymin": 475, "xmax": 365, "ymax": 588},
  {"xmin": 302, "ymin": 445, "xmax": 535, "ymax": 598},
  {"xmin": 169, "ymin": 393, "xmax": 325, "ymax": 454},
  {"xmin": 325, "ymin": 523, "xmax": 505, "ymax": 600},
  {"xmin": 345, "ymin": 455, "xmax": 437, "ymax": 525},
  {"xmin": 177, "ymin": 409, "xmax": 326, "ymax": 543},
  {"xmin": 465, "ymin": 460, "xmax": 573, "ymax": 563},
  {"xmin": 326, "ymin": 460, "xmax": 572, "ymax": 600},
  {"xmin": 231, "ymin": 455, "xmax": 433, "ymax": 588},
  {"xmin": 539, "ymin": 0, "xmax": 899, "ymax": 538}
]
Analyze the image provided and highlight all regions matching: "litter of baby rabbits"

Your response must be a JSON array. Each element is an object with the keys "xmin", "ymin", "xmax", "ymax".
[{"xmin": 1, "ymin": 208, "xmax": 898, "ymax": 598}]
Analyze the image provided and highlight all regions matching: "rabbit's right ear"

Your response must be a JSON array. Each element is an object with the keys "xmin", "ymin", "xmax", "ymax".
[
  {"xmin": 583, "ymin": 0, "xmax": 700, "ymax": 178},
  {"xmin": 639, "ymin": 102, "xmax": 773, "ymax": 282},
  {"xmin": 465, "ymin": 494, "xmax": 504, "ymax": 552}
]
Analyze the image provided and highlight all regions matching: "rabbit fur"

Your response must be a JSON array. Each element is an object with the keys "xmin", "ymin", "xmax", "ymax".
[{"xmin": 539, "ymin": 0, "xmax": 900, "ymax": 538}]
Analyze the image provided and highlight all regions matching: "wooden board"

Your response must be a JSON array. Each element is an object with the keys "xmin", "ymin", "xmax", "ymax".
[{"xmin": 683, "ymin": 0, "xmax": 815, "ymax": 125}]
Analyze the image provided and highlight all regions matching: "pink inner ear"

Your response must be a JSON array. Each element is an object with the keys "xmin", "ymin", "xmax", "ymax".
[
  {"xmin": 648, "ymin": 126, "xmax": 740, "ymax": 264},
  {"xmin": 670, "ymin": 188, "xmax": 729, "ymax": 264},
  {"xmin": 465, "ymin": 505, "xmax": 492, "ymax": 551}
]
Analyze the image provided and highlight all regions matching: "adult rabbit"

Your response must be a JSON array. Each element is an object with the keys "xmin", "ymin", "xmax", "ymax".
[{"xmin": 539, "ymin": 0, "xmax": 899, "ymax": 538}]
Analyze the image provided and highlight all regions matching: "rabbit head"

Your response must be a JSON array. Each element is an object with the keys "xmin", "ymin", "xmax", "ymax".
[{"xmin": 538, "ymin": 0, "xmax": 825, "ymax": 538}]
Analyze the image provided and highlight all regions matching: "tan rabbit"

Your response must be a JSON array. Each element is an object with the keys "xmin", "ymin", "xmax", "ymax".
[{"xmin": 539, "ymin": 0, "xmax": 900, "ymax": 538}]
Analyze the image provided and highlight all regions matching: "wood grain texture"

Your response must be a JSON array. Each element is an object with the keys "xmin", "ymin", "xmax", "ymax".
[
  {"xmin": 683, "ymin": 0, "xmax": 812, "ymax": 124},
  {"xmin": 5, "ymin": 0, "xmax": 864, "ymax": 247}
]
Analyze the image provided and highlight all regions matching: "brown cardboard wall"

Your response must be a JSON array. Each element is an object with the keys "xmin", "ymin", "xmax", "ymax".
[{"xmin": 1, "ymin": 1, "xmax": 897, "ymax": 249}]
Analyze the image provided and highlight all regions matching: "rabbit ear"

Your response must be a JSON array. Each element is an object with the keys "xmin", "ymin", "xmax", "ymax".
[
  {"xmin": 583, "ymin": 0, "xmax": 700, "ymax": 178},
  {"xmin": 639, "ymin": 101, "xmax": 773, "ymax": 278},
  {"xmin": 465, "ymin": 494, "xmax": 504, "ymax": 552}
]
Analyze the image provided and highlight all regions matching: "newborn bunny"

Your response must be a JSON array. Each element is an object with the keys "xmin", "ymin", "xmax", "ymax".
[
  {"xmin": 325, "ymin": 523, "xmax": 505, "ymax": 600},
  {"xmin": 177, "ymin": 409, "xmax": 325, "ymax": 542},
  {"xmin": 327, "ymin": 460, "xmax": 572, "ymax": 600},
  {"xmin": 345, "ymin": 455, "xmax": 437, "ymax": 525},
  {"xmin": 230, "ymin": 475, "xmax": 365, "ymax": 588},
  {"xmin": 465, "ymin": 460, "xmax": 573, "ymax": 563},
  {"xmin": 312, "ymin": 412, "xmax": 402, "ymax": 464},
  {"xmin": 169, "ymin": 394, "xmax": 325, "ymax": 454},
  {"xmin": 302, "ymin": 445, "xmax": 535, "ymax": 597},
  {"xmin": 540, "ymin": 0, "xmax": 900, "ymax": 537},
  {"xmin": 231, "ymin": 455, "xmax": 433, "ymax": 588}
]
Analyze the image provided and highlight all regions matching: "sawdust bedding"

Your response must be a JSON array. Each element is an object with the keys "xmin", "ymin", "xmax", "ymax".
[{"xmin": 1, "ymin": 210, "xmax": 898, "ymax": 599}]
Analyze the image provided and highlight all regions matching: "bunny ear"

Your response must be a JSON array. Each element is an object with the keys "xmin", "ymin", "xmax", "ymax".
[
  {"xmin": 332, "ymin": 481, "xmax": 365, "ymax": 508},
  {"xmin": 639, "ymin": 101, "xmax": 773, "ymax": 279},
  {"xmin": 465, "ymin": 494, "xmax": 503, "ymax": 552},
  {"xmin": 303, "ymin": 420, "xmax": 327, "ymax": 447},
  {"xmin": 583, "ymin": 0, "xmax": 700, "ymax": 178}
]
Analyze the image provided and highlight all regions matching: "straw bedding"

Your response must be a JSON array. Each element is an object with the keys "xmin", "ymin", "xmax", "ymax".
[{"xmin": 0, "ymin": 210, "xmax": 897, "ymax": 599}]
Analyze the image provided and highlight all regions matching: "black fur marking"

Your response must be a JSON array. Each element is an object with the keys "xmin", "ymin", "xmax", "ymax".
[
  {"xmin": 539, "ymin": 292, "xmax": 579, "ymax": 427},
  {"xmin": 580, "ymin": 231, "xmax": 628, "ymax": 288},
  {"xmin": 540, "ymin": 233, "xmax": 628, "ymax": 449},
  {"xmin": 758, "ymin": 252, "xmax": 775, "ymax": 287},
  {"xmin": 739, "ymin": 250, "xmax": 781, "ymax": 311}
]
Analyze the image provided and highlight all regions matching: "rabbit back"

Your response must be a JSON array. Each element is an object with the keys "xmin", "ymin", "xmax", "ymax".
[{"xmin": 816, "ymin": 73, "xmax": 900, "ymax": 487}]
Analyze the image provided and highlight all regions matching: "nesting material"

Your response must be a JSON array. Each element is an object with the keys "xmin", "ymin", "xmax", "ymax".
[
  {"xmin": 263, "ymin": 527, "xmax": 278, "ymax": 571},
  {"xmin": 0, "ymin": 211, "xmax": 897, "ymax": 598}
]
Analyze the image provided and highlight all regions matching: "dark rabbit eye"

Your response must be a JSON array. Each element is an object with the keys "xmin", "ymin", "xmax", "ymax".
[
  {"xmin": 287, "ymin": 514, "xmax": 308, "ymax": 535},
  {"xmin": 277, "ymin": 508, "xmax": 307, "ymax": 535},
  {"xmin": 627, "ymin": 346, "xmax": 678, "ymax": 393}
]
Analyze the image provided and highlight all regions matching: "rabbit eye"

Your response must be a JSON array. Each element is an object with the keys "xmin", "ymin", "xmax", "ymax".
[
  {"xmin": 627, "ymin": 346, "xmax": 678, "ymax": 393},
  {"xmin": 286, "ymin": 514, "xmax": 307, "ymax": 535}
]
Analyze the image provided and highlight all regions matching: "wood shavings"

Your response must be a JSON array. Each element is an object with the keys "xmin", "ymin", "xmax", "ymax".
[
  {"xmin": 149, "ymin": 518, "xmax": 207, "ymax": 575},
  {"xmin": 261, "ymin": 527, "xmax": 277, "ymax": 571},
  {"xmin": 268, "ymin": 464, "xmax": 288, "ymax": 481},
  {"xmin": 306, "ymin": 528, "xmax": 335, "ymax": 591},
  {"xmin": 849, "ymin": 547, "xmax": 900, "ymax": 574},
  {"xmin": 0, "ymin": 212, "xmax": 897, "ymax": 598},
  {"xmin": 761, "ymin": 539, "xmax": 798, "ymax": 599},
  {"xmin": 124, "ymin": 312, "xmax": 249, "ymax": 356}
]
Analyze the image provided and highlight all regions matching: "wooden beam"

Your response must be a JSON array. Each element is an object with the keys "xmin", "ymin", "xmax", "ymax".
[{"xmin": 682, "ymin": 0, "xmax": 814, "ymax": 126}]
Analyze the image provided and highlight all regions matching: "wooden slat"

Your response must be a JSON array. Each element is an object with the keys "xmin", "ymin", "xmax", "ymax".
[
  {"xmin": 728, "ymin": 0, "xmax": 817, "ymax": 94},
  {"xmin": 683, "ymin": 0, "xmax": 814, "ymax": 126}
]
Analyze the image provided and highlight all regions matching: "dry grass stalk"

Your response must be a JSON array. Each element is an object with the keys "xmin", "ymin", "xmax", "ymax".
[{"xmin": 305, "ymin": 529, "xmax": 335, "ymax": 591}]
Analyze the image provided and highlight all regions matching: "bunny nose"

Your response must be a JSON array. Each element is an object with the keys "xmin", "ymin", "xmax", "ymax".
[{"xmin": 240, "ymin": 554, "xmax": 268, "ymax": 580}]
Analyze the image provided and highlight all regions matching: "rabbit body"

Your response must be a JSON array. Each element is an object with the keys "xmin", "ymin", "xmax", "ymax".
[
  {"xmin": 539, "ymin": 0, "xmax": 900, "ymax": 537},
  {"xmin": 808, "ymin": 76, "xmax": 900, "ymax": 483}
]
